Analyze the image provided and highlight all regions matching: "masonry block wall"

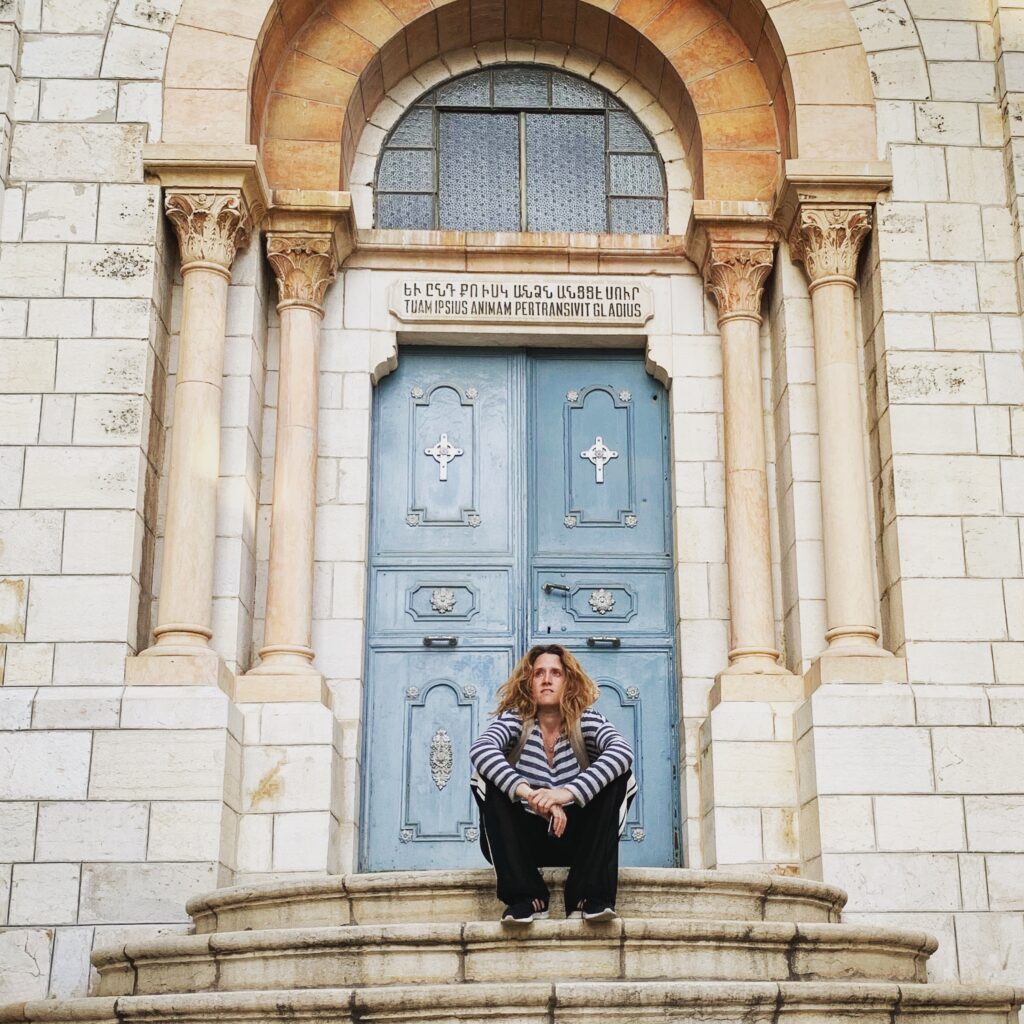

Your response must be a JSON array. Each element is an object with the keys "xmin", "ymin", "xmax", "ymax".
[{"xmin": 0, "ymin": 0, "xmax": 1022, "ymax": 1002}]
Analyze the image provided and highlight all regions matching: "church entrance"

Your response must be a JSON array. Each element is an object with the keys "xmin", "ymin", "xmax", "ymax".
[{"xmin": 361, "ymin": 347, "xmax": 679, "ymax": 870}]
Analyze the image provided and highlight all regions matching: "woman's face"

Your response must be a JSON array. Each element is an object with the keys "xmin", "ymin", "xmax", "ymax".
[{"xmin": 531, "ymin": 652, "xmax": 565, "ymax": 709}]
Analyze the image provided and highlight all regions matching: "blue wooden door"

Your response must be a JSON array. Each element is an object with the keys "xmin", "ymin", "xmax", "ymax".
[{"xmin": 362, "ymin": 349, "xmax": 678, "ymax": 870}]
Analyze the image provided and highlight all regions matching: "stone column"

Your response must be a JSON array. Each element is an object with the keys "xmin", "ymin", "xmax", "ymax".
[
  {"xmin": 790, "ymin": 205, "xmax": 886, "ymax": 658},
  {"xmin": 247, "ymin": 231, "xmax": 338, "ymax": 687},
  {"xmin": 142, "ymin": 190, "xmax": 252, "ymax": 662},
  {"xmin": 702, "ymin": 240, "xmax": 786, "ymax": 673}
]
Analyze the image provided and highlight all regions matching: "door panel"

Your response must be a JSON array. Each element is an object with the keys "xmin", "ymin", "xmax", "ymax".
[{"xmin": 363, "ymin": 348, "xmax": 678, "ymax": 872}]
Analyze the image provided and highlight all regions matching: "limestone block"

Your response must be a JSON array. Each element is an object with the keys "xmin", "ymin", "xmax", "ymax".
[
  {"xmin": 20, "ymin": 33, "xmax": 103, "ymax": 76},
  {"xmin": 932, "ymin": 313, "xmax": 990, "ymax": 351},
  {"xmin": 986, "ymin": 685, "xmax": 1024, "ymax": 724},
  {"xmin": 310, "ymin": 618, "xmax": 364, "ymax": 679},
  {"xmin": 318, "ymin": 408, "xmax": 370, "ymax": 459},
  {"xmin": 673, "ymin": 412, "xmax": 719, "ymax": 462},
  {"xmin": 916, "ymin": 18, "xmax": 978, "ymax": 58},
  {"xmin": 913, "ymin": 684, "xmax": 990, "ymax": 726},
  {"xmin": 0, "ymin": 802, "xmax": 36, "ymax": 860},
  {"xmin": 902, "ymin": 579, "xmax": 1006, "ymax": 642},
  {"xmin": 954, "ymin": 911, "xmax": 1024, "ymax": 984},
  {"xmin": 41, "ymin": 0, "xmax": 116, "ymax": 32},
  {"xmin": 799, "ymin": 684, "xmax": 915, "ymax": 729},
  {"xmin": 47, "ymin": 926, "xmax": 92, "ymax": 998},
  {"xmin": 0, "ymin": 730, "xmax": 90, "ymax": 798},
  {"xmin": 0, "ymin": 929, "xmax": 53, "ymax": 1002},
  {"xmin": 816, "ymin": 795, "xmax": 875, "ymax": 853},
  {"xmin": 930, "ymin": 61, "xmax": 996, "ymax": 102},
  {"xmin": 707, "ymin": 806, "xmax": 762, "ymax": 864},
  {"xmin": 11, "ymin": 123, "xmax": 145, "ymax": 183},
  {"xmin": 1004, "ymin": 458, "xmax": 1024, "ymax": 514},
  {"xmin": 985, "ymin": 855, "xmax": 1024, "ymax": 911},
  {"xmin": 8, "ymin": 862, "xmax": 80, "ymax": 925},
  {"xmin": 28, "ymin": 298, "xmax": 91, "ymax": 337},
  {"xmin": 235, "ymin": 812, "xmax": 273, "ymax": 873},
  {"xmin": 882, "ymin": 259, "xmax": 980, "ymax": 313},
  {"xmin": 946, "ymin": 147, "xmax": 1008, "ymax": 204},
  {"xmin": 242, "ymin": 744, "xmax": 333, "ymax": 813},
  {"xmin": 0, "ymin": 242, "xmax": 66, "ymax": 297},
  {"xmin": 850, "ymin": 0, "xmax": 918, "ymax": 50},
  {"xmin": 36, "ymin": 800, "xmax": 146, "ymax": 862},
  {"xmin": 31, "ymin": 686, "xmax": 122, "ymax": 729},
  {"xmin": 876, "ymin": 202, "xmax": 928, "ymax": 261},
  {"xmin": 73, "ymin": 394, "xmax": 145, "ymax": 445},
  {"xmin": 0, "ymin": 576, "xmax": 28, "ymax": 641},
  {"xmin": 23, "ymin": 182, "xmax": 98, "ymax": 242},
  {"xmin": 874, "ymin": 795, "xmax": 966, "ymax": 852},
  {"xmin": 258, "ymin": 702, "xmax": 334, "ymax": 746},
  {"xmin": 0, "ymin": 510, "xmax": 62, "ymax": 573},
  {"xmin": 977, "ymin": 263, "xmax": 1018, "ymax": 314},
  {"xmin": 89, "ymin": 729, "xmax": 227, "ymax": 799},
  {"xmin": 56, "ymin": 336, "xmax": 149, "ymax": 394},
  {"xmin": 21, "ymin": 447, "xmax": 142, "ymax": 508},
  {"xmin": 273, "ymin": 810, "xmax": 331, "ymax": 871},
  {"xmin": 0, "ymin": 688, "xmax": 33, "ymax": 728},
  {"xmin": 100, "ymin": 24, "xmax": 168, "ymax": 78},
  {"xmin": 676, "ymin": 507, "xmax": 726, "ymax": 562},
  {"xmin": 148, "ymin": 801, "xmax": 222, "ymax": 861},
  {"xmin": 965, "ymin": 795, "xmax": 1024, "ymax": 851},
  {"xmin": 894, "ymin": 518, "xmax": 965, "ymax": 576},
  {"xmin": 934, "ymin": 727, "xmax": 1024, "ymax": 793},
  {"xmin": 887, "ymin": 405, "xmax": 976, "ymax": 454},
  {"xmin": 914, "ymin": 102, "xmax": 981, "ymax": 147},
  {"xmin": 93, "ymin": 298, "xmax": 151, "ymax": 338},
  {"xmin": 892, "ymin": 454, "xmax": 1001, "ymax": 515},
  {"xmin": 117, "ymin": 81, "xmax": 162, "ymax": 141},
  {"xmin": 984, "ymin": 352, "xmax": 1024, "ymax": 404},
  {"xmin": 25, "ymin": 575, "xmax": 133, "ymax": 642},
  {"xmin": 3, "ymin": 642, "xmax": 54, "ymax": 686},
  {"xmin": 963, "ymin": 516, "xmax": 1020, "ymax": 576},
  {"xmin": 79, "ymin": 862, "xmax": 218, "ymax": 924},
  {"xmin": 821, "ymin": 851, "xmax": 961, "ymax": 912},
  {"xmin": 52, "ymin": 641, "xmax": 127, "ymax": 685},
  {"xmin": 119, "ymin": 686, "xmax": 235, "ymax": 730},
  {"xmin": 61, "ymin": 509, "xmax": 139, "ymax": 575},
  {"xmin": 96, "ymin": 184, "xmax": 159, "ymax": 244},
  {"xmin": 975, "ymin": 406, "xmax": 1011, "ymax": 454},
  {"xmin": 38, "ymin": 79, "xmax": 116, "ymax": 122},
  {"xmin": 703, "ymin": 740, "xmax": 796, "ymax": 808},
  {"xmin": 926, "ymin": 203, "xmax": 984, "ymax": 262},
  {"xmin": 886, "ymin": 351, "xmax": 986, "ymax": 404},
  {"xmin": 812, "ymin": 726, "xmax": 933, "ymax": 795},
  {"xmin": 65, "ymin": 244, "xmax": 154, "ymax": 298},
  {"xmin": 0, "ymin": 298, "xmax": 28, "ymax": 336},
  {"xmin": 0, "ymin": 394, "xmax": 40, "ymax": 443},
  {"xmin": 890, "ymin": 144, "xmax": 948, "ymax": 201}
]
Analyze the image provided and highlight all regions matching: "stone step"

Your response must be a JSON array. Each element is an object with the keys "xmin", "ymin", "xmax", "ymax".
[
  {"xmin": 3, "ymin": 982, "xmax": 1021, "ymax": 1024},
  {"xmin": 185, "ymin": 867, "xmax": 846, "ymax": 932},
  {"xmin": 91, "ymin": 918, "xmax": 937, "ymax": 996}
]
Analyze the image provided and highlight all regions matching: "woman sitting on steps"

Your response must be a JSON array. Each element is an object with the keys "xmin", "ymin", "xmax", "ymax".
[{"xmin": 469, "ymin": 643, "xmax": 637, "ymax": 925}]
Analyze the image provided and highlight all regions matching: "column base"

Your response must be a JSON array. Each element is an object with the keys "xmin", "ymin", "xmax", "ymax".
[
  {"xmin": 804, "ymin": 653, "xmax": 908, "ymax": 692},
  {"xmin": 711, "ymin": 670, "xmax": 806, "ymax": 709},
  {"xmin": 125, "ymin": 651, "xmax": 234, "ymax": 692},
  {"xmin": 234, "ymin": 671, "xmax": 328, "ymax": 704}
]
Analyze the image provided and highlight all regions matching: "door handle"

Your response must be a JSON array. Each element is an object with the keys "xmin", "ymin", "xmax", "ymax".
[
  {"xmin": 423, "ymin": 636, "xmax": 458, "ymax": 647},
  {"xmin": 587, "ymin": 636, "xmax": 621, "ymax": 648},
  {"xmin": 543, "ymin": 582, "xmax": 570, "ymax": 594}
]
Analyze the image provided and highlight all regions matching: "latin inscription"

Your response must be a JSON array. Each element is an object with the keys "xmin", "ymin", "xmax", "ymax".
[{"xmin": 389, "ymin": 278, "xmax": 653, "ymax": 326}]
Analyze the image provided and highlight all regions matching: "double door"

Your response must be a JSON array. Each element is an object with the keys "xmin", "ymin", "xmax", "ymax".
[{"xmin": 361, "ymin": 348, "xmax": 678, "ymax": 870}]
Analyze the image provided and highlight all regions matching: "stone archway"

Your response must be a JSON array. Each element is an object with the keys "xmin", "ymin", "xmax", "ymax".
[{"xmin": 161, "ymin": 0, "xmax": 878, "ymax": 205}]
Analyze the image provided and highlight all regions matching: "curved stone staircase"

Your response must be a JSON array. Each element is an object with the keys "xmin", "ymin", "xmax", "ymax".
[{"xmin": 1, "ymin": 869, "xmax": 1020, "ymax": 1024}]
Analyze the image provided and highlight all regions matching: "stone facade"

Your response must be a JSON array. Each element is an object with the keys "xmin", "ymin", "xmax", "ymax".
[{"xmin": 0, "ymin": 0, "xmax": 1022, "ymax": 1005}]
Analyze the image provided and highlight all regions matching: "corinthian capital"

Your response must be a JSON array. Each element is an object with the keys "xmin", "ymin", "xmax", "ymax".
[
  {"xmin": 703, "ymin": 243, "xmax": 774, "ymax": 321},
  {"xmin": 790, "ymin": 205, "xmax": 872, "ymax": 283},
  {"xmin": 165, "ymin": 190, "xmax": 252, "ymax": 270},
  {"xmin": 266, "ymin": 232, "xmax": 338, "ymax": 312}
]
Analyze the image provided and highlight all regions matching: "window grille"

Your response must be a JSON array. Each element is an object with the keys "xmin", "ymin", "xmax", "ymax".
[{"xmin": 374, "ymin": 65, "xmax": 667, "ymax": 235}]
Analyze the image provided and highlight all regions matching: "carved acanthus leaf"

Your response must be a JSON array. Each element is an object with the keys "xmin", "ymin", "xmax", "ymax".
[
  {"xmin": 266, "ymin": 232, "xmax": 338, "ymax": 310},
  {"xmin": 165, "ymin": 191, "xmax": 251, "ymax": 269},
  {"xmin": 703, "ymin": 244, "xmax": 774, "ymax": 318},
  {"xmin": 790, "ymin": 206, "xmax": 872, "ymax": 282}
]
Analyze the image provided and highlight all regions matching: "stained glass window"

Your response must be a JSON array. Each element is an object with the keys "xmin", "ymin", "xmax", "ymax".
[{"xmin": 374, "ymin": 65, "xmax": 667, "ymax": 234}]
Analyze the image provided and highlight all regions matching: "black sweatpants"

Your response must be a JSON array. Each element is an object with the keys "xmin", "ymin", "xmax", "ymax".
[{"xmin": 473, "ymin": 774, "xmax": 628, "ymax": 913}]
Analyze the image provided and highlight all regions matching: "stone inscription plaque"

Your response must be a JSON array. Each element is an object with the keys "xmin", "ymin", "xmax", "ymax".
[{"xmin": 389, "ymin": 278, "xmax": 654, "ymax": 327}]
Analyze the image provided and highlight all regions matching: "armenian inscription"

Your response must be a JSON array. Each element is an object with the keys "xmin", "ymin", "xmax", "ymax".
[{"xmin": 390, "ymin": 278, "xmax": 653, "ymax": 326}]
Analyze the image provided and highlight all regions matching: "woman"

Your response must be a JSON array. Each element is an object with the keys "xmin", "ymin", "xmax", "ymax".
[{"xmin": 469, "ymin": 644, "xmax": 636, "ymax": 925}]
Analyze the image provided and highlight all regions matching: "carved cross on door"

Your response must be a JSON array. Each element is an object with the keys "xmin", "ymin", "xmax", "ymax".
[
  {"xmin": 580, "ymin": 435, "xmax": 618, "ymax": 484},
  {"xmin": 425, "ymin": 432, "xmax": 464, "ymax": 481}
]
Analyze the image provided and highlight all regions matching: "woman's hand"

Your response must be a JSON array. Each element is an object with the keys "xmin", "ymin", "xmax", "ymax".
[
  {"xmin": 527, "ymin": 786, "xmax": 574, "ymax": 814},
  {"xmin": 549, "ymin": 804, "xmax": 567, "ymax": 838},
  {"xmin": 514, "ymin": 782, "xmax": 535, "ymax": 801}
]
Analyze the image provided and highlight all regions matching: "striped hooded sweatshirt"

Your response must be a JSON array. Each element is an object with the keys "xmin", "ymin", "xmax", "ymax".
[{"xmin": 469, "ymin": 708, "xmax": 633, "ymax": 807}]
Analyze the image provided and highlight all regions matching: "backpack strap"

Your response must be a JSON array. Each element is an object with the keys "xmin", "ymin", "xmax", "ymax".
[{"xmin": 507, "ymin": 716, "xmax": 534, "ymax": 766}]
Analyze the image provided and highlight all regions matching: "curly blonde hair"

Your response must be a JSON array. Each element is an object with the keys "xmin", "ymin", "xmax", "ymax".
[{"xmin": 494, "ymin": 644, "xmax": 600, "ymax": 732}]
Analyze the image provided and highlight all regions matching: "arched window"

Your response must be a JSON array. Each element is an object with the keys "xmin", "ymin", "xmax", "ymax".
[{"xmin": 375, "ymin": 65, "xmax": 666, "ymax": 235}]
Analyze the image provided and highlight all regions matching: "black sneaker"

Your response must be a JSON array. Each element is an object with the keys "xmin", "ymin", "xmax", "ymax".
[
  {"xmin": 580, "ymin": 899, "xmax": 617, "ymax": 922},
  {"xmin": 501, "ymin": 898, "xmax": 549, "ymax": 925}
]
